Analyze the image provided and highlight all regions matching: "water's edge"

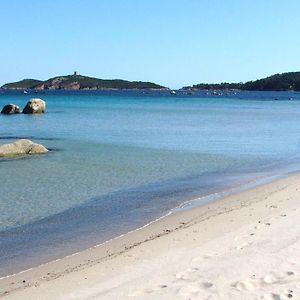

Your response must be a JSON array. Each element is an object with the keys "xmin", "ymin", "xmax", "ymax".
[{"xmin": 1, "ymin": 163, "xmax": 299, "ymax": 279}]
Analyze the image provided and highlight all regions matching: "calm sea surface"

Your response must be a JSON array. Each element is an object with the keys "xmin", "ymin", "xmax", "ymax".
[{"xmin": 1, "ymin": 90, "xmax": 300, "ymax": 275}]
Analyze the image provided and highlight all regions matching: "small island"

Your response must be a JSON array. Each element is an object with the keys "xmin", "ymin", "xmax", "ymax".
[
  {"xmin": 1, "ymin": 72, "xmax": 167, "ymax": 91},
  {"xmin": 183, "ymin": 71, "xmax": 300, "ymax": 91}
]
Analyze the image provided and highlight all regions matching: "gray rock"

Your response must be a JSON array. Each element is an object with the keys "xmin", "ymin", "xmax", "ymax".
[
  {"xmin": 1, "ymin": 104, "xmax": 20, "ymax": 114},
  {"xmin": 0, "ymin": 139, "xmax": 48, "ymax": 157},
  {"xmin": 22, "ymin": 98, "xmax": 46, "ymax": 114}
]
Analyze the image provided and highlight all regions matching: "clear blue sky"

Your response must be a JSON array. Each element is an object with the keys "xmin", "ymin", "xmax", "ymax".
[{"xmin": 1, "ymin": 0, "xmax": 300, "ymax": 88}]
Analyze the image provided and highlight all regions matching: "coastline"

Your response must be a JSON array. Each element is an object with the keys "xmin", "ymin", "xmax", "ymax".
[
  {"xmin": 0, "ymin": 168, "xmax": 291, "ymax": 277},
  {"xmin": 1, "ymin": 171, "xmax": 300, "ymax": 299}
]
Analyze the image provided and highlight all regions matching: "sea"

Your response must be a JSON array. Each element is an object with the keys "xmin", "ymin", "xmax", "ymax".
[{"xmin": 1, "ymin": 89, "xmax": 300, "ymax": 276}]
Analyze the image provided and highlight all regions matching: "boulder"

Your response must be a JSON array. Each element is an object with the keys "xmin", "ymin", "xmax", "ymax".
[
  {"xmin": 0, "ymin": 139, "xmax": 48, "ymax": 157},
  {"xmin": 22, "ymin": 98, "xmax": 46, "ymax": 114},
  {"xmin": 1, "ymin": 104, "xmax": 20, "ymax": 114}
]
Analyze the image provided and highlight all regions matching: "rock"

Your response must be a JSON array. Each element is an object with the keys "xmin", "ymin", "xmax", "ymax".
[
  {"xmin": 22, "ymin": 98, "xmax": 46, "ymax": 114},
  {"xmin": 27, "ymin": 143, "xmax": 48, "ymax": 154},
  {"xmin": 0, "ymin": 139, "xmax": 48, "ymax": 157},
  {"xmin": 1, "ymin": 104, "xmax": 20, "ymax": 114}
]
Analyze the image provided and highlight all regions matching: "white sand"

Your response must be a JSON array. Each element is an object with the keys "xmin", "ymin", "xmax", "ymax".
[{"xmin": 1, "ymin": 173, "xmax": 300, "ymax": 300}]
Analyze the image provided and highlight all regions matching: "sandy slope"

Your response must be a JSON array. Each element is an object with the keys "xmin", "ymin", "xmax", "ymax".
[{"xmin": 1, "ymin": 173, "xmax": 300, "ymax": 300}]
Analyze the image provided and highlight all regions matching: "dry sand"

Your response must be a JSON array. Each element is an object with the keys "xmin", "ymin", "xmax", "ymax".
[{"xmin": 1, "ymin": 173, "xmax": 300, "ymax": 300}]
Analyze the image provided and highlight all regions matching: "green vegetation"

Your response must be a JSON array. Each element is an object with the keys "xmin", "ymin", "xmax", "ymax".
[
  {"xmin": 243, "ymin": 72, "xmax": 300, "ymax": 91},
  {"xmin": 1, "ymin": 74, "xmax": 166, "ymax": 90},
  {"xmin": 183, "ymin": 82, "xmax": 243, "ymax": 90},
  {"xmin": 183, "ymin": 72, "xmax": 300, "ymax": 91},
  {"xmin": 2, "ymin": 79, "xmax": 43, "ymax": 90},
  {"xmin": 4, "ymin": 72, "xmax": 300, "ymax": 91}
]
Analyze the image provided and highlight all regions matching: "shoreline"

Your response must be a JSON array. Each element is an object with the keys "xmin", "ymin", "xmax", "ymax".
[
  {"xmin": 0, "ymin": 160, "xmax": 285, "ymax": 277},
  {"xmin": 1, "ymin": 171, "xmax": 300, "ymax": 299},
  {"xmin": 0, "ymin": 166, "xmax": 290, "ymax": 278}
]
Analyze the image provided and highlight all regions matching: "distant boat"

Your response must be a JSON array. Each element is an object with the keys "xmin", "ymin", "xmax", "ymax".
[
  {"xmin": 23, "ymin": 90, "xmax": 28, "ymax": 94},
  {"xmin": 212, "ymin": 91, "xmax": 223, "ymax": 96},
  {"xmin": 170, "ymin": 90, "xmax": 177, "ymax": 95}
]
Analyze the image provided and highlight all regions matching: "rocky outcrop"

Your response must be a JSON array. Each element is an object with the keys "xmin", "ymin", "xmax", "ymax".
[
  {"xmin": 22, "ymin": 98, "xmax": 46, "ymax": 114},
  {"xmin": 1, "ymin": 104, "xmax": 20, "ymax": 114},
  {"xmin": 0, "ymin": 139, "xmax": 48, "ymax": 157}
]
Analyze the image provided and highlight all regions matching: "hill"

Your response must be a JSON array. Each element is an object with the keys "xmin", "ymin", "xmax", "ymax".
[
  {"xmin": 1, "ymin": 79, "xmax": 43, "ymax": 90},
  {"xmin": 1, "ymin": 74, "xmax": 167, "ymax": 90},
  {"xmin": 183, "ymin": 72, "xmax": 300, "ymax": 91},
  {"xmin": 243, "ymin": 72, "xmax": 300, "ymax": 91}
]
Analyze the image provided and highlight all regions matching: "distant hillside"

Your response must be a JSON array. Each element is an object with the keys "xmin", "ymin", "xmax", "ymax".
[
  {"xmin": 183, "ymin": 72, "xmax": 300, "ymax": 91},
  {"xmin": 183, "ymin": 82, "xmax": 243, "ymax": 90},
  {"xmin": 243, "ymin": 72, "xmax": 300, "ymax": 91},
  {"xmin": 1, "ymin": 74, "xmax": 167, "ymax": 90},
  {"xmin": 2, "ymin": 79, "xmax": 43, "ymax": 90}
]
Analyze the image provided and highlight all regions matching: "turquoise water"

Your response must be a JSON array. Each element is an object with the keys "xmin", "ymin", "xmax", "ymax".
[{"xmin": 1, "ymin": 90, "xmax": 300, "ymax": 275}]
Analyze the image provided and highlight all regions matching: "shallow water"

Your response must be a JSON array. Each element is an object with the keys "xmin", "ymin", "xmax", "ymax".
[{"xmin": 1, "ymin": 90, "xmax": 300, "ymax": 275}]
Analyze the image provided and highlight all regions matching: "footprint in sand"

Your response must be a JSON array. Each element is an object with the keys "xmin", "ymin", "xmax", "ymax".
[
  {"xmin": 175, "ymin": 267, "xmax": 200, "ymax": 281},
  {"xmin": 262, "ymin": 293, "xmax": 283, "ymax": 300},
  {"xmin": 186, "ymin": 267, "xmax": 199, "ymax": 273},
  {"xmin": 231, "ymin": 280, "xmax": 255, "ymax": 291},
  {"xmin": 177, "ymin": 266, "xmax": 214, "ymax": 287},
  {"xmin": 231, "ymin": 271, "xmax": 298, "ymax": 298},
  {"xmin": 175, "ymin": 272, "xmax": 190, "ymax": 280},
  {"xmin": 263, "ymin": 273, "xmax": 281, "ymax": 284},
  {"xmin": 262, "ymin": 271, "xmax": 296, "ymax": 285},
  {"xmin": 262, "ymin": 292, "xmax": 294, "ymax": 300},
  {"xmin": 178, "ymin": 281, "xmax": 214, "ymax": 297}
]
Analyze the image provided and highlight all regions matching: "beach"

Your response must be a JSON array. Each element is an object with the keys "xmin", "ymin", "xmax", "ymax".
[
  {"xmin": 2, "ymin": 91, "xmax": 300, "ymax": 277},
  {"xmin": 1, "ymin": 171, "xmax": 299, "ymax": 299},
  {"xmin": 2, "ymin": 1, "xmax": 300, "ymax": 298}
]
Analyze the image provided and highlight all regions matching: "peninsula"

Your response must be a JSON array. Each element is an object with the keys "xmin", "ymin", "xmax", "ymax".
[
  {"xmin": 183, "ymin": 71, "xmax": 300, "ymax": 91},
  {"xmin": 1, "ymin": 73, "xmax": 167, "ymax": 91}
]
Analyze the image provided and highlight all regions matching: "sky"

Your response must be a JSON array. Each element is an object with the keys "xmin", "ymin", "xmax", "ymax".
[{"xmin": 1, "ymin": 0, "xmax": 300, "ymax": 88}]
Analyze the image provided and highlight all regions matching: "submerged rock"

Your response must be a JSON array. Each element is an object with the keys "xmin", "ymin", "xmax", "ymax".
[
  {"xmin": 0, "ymin": 139, "xmax": 48, "ymax": 157},
  {"xmin": 22, "ymin": 98, "xmax": 46, "ymax": 114},
  {"xmin": 1, "ymin": 104, "xmax": 20, "ymax": 114}
]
